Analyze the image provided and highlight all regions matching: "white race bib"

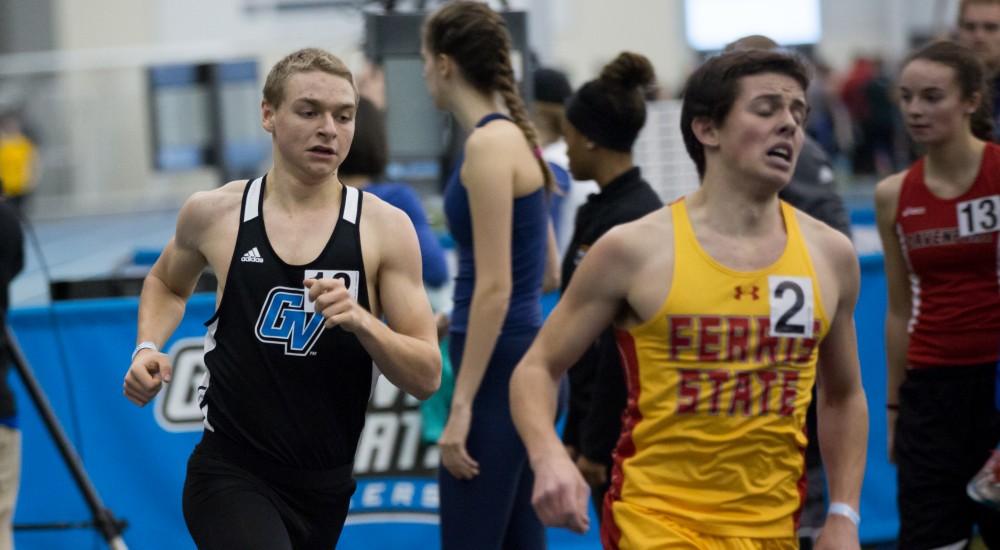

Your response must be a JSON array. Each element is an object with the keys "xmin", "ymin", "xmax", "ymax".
[
  {"xmin": 304, "ymin": 269, "xmax": 360, "ymax": 313},
  {"xmin": 768, "ymin": 275, "xmax": 814, "ymax": 338},
  {"xmin": 956, "ymin": 195, "xmax": 1000, "ymax": 237}
]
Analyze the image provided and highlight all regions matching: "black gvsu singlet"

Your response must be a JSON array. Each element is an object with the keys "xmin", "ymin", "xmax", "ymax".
[{"xmin": 200, "ymin": 175, "xmax": 375, "ymax": 470}]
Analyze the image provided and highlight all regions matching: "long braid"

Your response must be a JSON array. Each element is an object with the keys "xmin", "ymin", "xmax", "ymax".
[
  {"xmin": 494, "ymin": 58, "xmax": 555, "ymax": 191},
  {"xmin": 425, "ymin": 0, "xmax": 555, "ymax": 190}
]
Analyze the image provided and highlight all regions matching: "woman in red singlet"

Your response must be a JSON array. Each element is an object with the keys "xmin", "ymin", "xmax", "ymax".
[{"xmin": 875, "ymin": 40, "xmax": 1000, "ymax": 548}]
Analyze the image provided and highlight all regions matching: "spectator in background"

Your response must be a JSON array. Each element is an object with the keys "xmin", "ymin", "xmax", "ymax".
[
  {"xmin": 725, "ymin": 34, "xmax": 853, "ymax": 550},
  {"xmin": 422, "ymin": 2, "xmax": 556, "ymax": 547},
  {"xmin": 0, "ymin": 113, "xmax": 38, "ymax": 218},
  {"xmin": 806, "ymin": 61, "xmax": 841, "ymax": 156},
  {"xmin": 339, "ymin": 96, "xmax": 449, "ymax": 288},
  {"xmin": 530, "ymin": 67, "xmax": 596, "ymax": 257},
  {"xmin": 956, "ymin": 0, "xmax": 1000, "ymax": 141},
  {"xmin": 841, "ymin": 56, "xmax": 878, "ymax": 174},
  {"xmin": 841, "ymin": 55, "xmax": 900, "ymax": 176},
  {"xmin": 875, "ymin": 40, "xmax": 1000, "ymax": 548},
  {"xmin": 0, "ymin": 184, "xmax": 24, "ymax": 550},
  {"xmin": 807, "ymin": 60, "xmax": 855, "ymax": 162},
  {"xmin": 556, "ymin": 51, "xmax": 663, "ymax": 518},
  {"xmin": 864, "ymin": 57, "xmax": 900, "ymax": 175}
]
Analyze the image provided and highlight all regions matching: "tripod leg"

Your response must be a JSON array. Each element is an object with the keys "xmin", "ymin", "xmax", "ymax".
[{"xmin": 2, "ymin": 326, "xmax": 128, "ymax": 549}]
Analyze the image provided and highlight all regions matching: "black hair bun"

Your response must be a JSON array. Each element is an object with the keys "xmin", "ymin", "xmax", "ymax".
[{"xmin": 600, "ymin": 52, "xmax": 655, "ymax": 91}]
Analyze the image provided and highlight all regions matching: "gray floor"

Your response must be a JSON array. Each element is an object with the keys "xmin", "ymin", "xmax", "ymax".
[{"xmin": 11, "ymin": 209, "xmax": 179, "ymax": 307}]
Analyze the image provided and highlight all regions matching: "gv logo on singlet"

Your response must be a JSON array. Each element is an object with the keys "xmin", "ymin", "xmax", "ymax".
[{"xmin": 255, "ymin": 286, "xmax": 325, "ymax": 356}]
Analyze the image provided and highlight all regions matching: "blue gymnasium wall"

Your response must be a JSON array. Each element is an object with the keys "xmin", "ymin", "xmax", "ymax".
[{"xmin": 7, "ymin": 255, "xmax": 897, "ymax": 548}]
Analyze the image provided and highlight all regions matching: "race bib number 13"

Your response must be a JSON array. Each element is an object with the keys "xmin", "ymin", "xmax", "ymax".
[
  {"xmin": 304, "ymin": 269, "xmax": 359, "ymax": 313},
  {"xmin": 768, "ymin": 276, "xmax": 814, "ymax": 338},
  {"xmin": 956, "ymin": 195, "xmax": 1000, "ymax": 237}
]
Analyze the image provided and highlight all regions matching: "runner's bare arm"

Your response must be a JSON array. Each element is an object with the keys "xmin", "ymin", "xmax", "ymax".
[
  {"xmin": 815, "ymin": 229, "xmax": 868, "ymax": 543},
  {"xmin": 510, "ymin": 225, "xmax": 645, "ymax": 532},
  {"xmin": 125, "ymin": 188, "xmax": 232, "ymax": 405},
  {"xmin": 511, "ymin": 227, "xmax": 636, "ymax": 458},
  {"xmin": 351, "ymin": 202, "xmax": 440, "ymax": 399},
  {"xmin": 874, "ymin": 173, "xmax": 909, "ymax": 456}
]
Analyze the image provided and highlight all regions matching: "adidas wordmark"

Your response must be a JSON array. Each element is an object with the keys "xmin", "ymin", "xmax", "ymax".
[{"xmin": 241, "ymin": 247, "xmax": 264, "ymax": 264}]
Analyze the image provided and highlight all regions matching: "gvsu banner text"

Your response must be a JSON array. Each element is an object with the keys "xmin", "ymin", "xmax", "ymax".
[
  {"xmin": 8, "ymin": 294, "xmax": 442, "ymax": 550},
  {"xmin": 8, "ymin": 255, "xmax": 902, "ymax": 547}
]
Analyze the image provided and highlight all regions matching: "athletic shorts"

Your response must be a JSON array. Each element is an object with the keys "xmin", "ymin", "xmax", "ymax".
[
  {"xmin": 602, "ymin": 501, "xmax": 797, "ymax": 550},
  {"xmin": 895, "ymin": 362, "xmax": 1000, "ymax": 549},
  {"xmin": 182, "ymin": 430, "xmax": 356, "ymax": 550}
]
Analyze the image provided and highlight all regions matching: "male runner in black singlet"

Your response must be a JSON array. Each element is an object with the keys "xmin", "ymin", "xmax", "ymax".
[{"xmin": 122, "ymin": 48, "xmax": 441, "ymax": 550}]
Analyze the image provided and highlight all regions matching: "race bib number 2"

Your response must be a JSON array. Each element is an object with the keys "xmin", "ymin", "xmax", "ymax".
[
  {"xmin": 768, "ymin": 276, "xmax": 814, "ymax": 338},
  {"xmin": 956, "ymin": 195, "xmax": 1000, "ymax": 237}
]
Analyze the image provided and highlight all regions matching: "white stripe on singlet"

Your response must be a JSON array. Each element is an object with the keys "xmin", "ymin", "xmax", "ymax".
[
  {"xmin": 369, "ymin": 362, "xmax": 382, "ymax": 400},
  {"xmin": 896, "ymin": 223, "xmax": 921, "ymax": 333},
  {"xmin": 243, "ymin": 177, "xmax": 263, "ymax": 222},
  {"xmin": 343, "ymin": 185, "xmax": 359, "ymax": 224},
  {"xmin": 200, "ymin": 319, "xmax": 218, "ymax": 431}
]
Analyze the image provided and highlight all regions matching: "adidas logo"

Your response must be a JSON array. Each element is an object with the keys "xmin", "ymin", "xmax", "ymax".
[{"xmin": 240, "ymin": 247, "xmax": 264, "ymax": 264}]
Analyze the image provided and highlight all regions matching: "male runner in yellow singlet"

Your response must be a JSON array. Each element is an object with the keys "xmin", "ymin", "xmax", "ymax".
[{"xmin": 511, "ymin": 49, "xmax": 868, "ymax": 549}]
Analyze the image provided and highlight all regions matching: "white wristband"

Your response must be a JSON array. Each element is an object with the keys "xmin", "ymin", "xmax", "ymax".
[
  {"xmin": 828, "ymin": 502, "xmax": 860, "ymax": 526},
  {"xmin": 131, "ymin": 341, "xmax": 158, "ymax": 362}
]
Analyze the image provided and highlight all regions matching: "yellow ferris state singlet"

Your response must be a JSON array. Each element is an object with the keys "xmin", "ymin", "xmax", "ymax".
[{"xmin": 603, "ymin": 199, "xmax": 830, "ymax": 548}]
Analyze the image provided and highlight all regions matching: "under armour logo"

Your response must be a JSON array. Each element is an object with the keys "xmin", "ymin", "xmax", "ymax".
[{"xmin": 734, "ymin": 285, "xmax": 760, "ymax": 301}]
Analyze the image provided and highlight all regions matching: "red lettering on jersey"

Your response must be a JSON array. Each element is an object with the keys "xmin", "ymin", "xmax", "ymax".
[
  {"xmin": 669, "ymin": 316, "xmax": 693, "ymax": 360},
  {"xmin": 757, "ymin": 370, "xmax": 778, "ymax": 414},
  {"xmin": 678, "ymin": 370, "xmax": 700, "ymax": 414},
  {"xmin": 729, "ymin": 371, "xmax": 753, "ymax": 416},
  {"xmin": 707, "ymin": 370, "xmax": 730, "ymax": 414},
  {"xmin": 791, "ymin": 321, "xmax": 822, "ymax": 363},
  {"xmin": 727, "ymin": 316, "xmax": 751, "ymax": 362},
  {"xmin": 780, "ymin": 371, "xmax": 799, "ymax": 416},
  {"xmin": 755, "ymin": 317, "xmax": 782, "ymax": 365},
  {"xmin": 698, "ymin": 316, "xmax": 722, "ymax": 361},
  {"xmin": 672, "ymin": 368, "xmax": 802, "ymax": 418}
]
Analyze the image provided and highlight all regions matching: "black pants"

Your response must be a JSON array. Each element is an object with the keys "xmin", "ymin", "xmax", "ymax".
[
  {"xmin": 896, "ymin": 363, "xmax": 1000, "ymax": 549},
  {"xmin": 182, "ymin": 430, "xmax": 356, "ymax": 550}
]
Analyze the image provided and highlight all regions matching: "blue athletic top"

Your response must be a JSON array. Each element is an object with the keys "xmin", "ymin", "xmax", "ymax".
[
  {"xmin": 366, "ymin": 182, "xmax": 449, "ymax": 287},
  {"xmin": 443, "ymin": 113, "xmax": 547, "ymax": 334},
  {"xmin": 546, "ymin": 162, "xmax": 572, "ymax": 244}
]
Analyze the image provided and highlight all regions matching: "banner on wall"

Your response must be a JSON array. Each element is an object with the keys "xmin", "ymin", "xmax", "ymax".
[
  {"xmin": 8, "ymin": 255, "xmax": 901, "ymax": 547},
  {"xmin": 7, "ymin": 295, "xmax": 444, "ymax": 550}
]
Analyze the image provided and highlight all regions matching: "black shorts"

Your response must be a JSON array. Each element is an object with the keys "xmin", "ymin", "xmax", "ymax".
[
  {"xmin": 895, "ymin": 362, "xmax": 1000, "ymax": 549},
  {"xmin": 182, "ymin": 430, "xmax": 356, "ymax": 550}
]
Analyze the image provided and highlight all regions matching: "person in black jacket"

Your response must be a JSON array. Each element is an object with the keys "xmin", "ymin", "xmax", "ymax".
[
  {"xmin": 0, "ymin": 182, "xmax": 24, "ymax": 550},
  {"xmin": 559, "ymin": 51, "xmax": 664, "ymax": 516}
]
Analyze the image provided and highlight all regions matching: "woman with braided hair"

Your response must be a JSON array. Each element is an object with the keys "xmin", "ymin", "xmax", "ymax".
[{"xmin": 422, "ymin": 1, "xmax": 554, "ymax": 547}]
